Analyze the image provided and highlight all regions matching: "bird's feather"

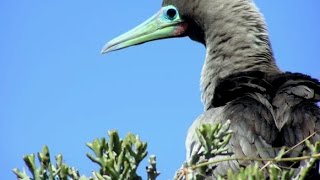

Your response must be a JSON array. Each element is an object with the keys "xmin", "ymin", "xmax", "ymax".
[{"xmin": 186, "ymin": 71, "xmax": 320, "ymax": 177}]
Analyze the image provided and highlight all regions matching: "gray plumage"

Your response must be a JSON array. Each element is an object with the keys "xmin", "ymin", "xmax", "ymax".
[
  {"xmin": 162, "ymin": 0, "xmax": 320, "ymax": 177},
  {"xmin": 104, "ymin": 0, "xmax": 320, "ymax": 178}
]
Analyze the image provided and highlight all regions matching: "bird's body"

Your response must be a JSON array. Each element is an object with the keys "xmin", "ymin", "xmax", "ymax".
[
  {"xmin": 102, "ymin": 0, "xmax": 320, "ymax": 178},
  {"xmin": 187, "ymin": 71, "xmax": 320, "ymax": 176}
]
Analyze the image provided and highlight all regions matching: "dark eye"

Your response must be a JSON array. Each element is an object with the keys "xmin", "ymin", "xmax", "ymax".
[{"xmin": 165, "ymin": 8, "xmax": 177, "ymax": 20}]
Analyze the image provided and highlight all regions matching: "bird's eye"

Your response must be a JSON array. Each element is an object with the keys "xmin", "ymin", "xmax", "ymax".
[{"xmin": 164, "ymin": 7, "xmax": 178, "ymax": 20}]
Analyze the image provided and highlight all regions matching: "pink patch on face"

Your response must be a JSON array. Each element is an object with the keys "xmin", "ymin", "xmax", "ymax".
[{"xmin": 174, "ymin": 23, "xmax": 188, "ymax": 36}]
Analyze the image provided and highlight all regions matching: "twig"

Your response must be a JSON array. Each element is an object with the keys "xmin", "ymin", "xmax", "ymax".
[
  {"xmin": 192, "ymin": 153, "xmax": 320, "ymax": 170},
  {"xmin": 260, "ymin": 131, "xmax": 317, "ymax": 170}
]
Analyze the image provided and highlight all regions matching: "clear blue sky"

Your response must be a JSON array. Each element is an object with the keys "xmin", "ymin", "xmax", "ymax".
[{"xmin": 1, "ymin": 0, "xmax": 319, "ymax": 179}]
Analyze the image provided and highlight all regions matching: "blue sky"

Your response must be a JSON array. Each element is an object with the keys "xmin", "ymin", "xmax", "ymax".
[{"xmin": 1, "ymin": 0, "xmax": 319, "ymax": 179}]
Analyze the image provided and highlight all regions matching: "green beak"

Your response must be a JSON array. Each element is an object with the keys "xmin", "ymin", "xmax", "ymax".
[{"xmin": 101, "ymin": 6, "xmax": 187, "ymax": 54}]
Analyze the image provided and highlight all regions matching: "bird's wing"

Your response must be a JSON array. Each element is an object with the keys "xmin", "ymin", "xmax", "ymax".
[
  {"xmin": 271, "ymin": 73, "xmax": 320, "ymax": 156},
  {"xmin": 186, "ymin": 72, "xmax": 320, "ymax": 177}
]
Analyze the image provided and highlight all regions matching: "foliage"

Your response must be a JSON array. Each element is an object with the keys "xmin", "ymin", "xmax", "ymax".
[
  {"xmin": 14, "ymin": 123, "xmax": 320, "ymax": 180},
  {"xmin": 13, "ymin": 130, "xmax": 159, "ymax": 180},
  {"xmin": 86, "ymin": 131, "xmax": 148, "ymax": 179},
  {"xmin": 174, "ymin": 120, "xmax": 233, "ymax": 179},
  {"xmin": 13, "ymin": 145, "xmax": 85, "ymax": 180},
  {"xmin": 174, "ymin": 121, "xmax": 320, "ymax": 180}
]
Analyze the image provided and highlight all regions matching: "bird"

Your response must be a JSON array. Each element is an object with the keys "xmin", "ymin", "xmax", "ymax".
[{"xmin": 101, "ymin": 0, "xmax": 320, "ymax": 178}]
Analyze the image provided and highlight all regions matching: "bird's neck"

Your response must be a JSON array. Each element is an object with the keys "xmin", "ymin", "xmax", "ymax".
[{"xmin": 199, "ymin": 0, "xmax": 281, "ymax": 109}]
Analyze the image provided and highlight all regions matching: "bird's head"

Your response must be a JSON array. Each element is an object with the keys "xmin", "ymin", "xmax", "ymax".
[{"xmin": 101, "ymin": 0, "xmax": 211, "ymax": 54}]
